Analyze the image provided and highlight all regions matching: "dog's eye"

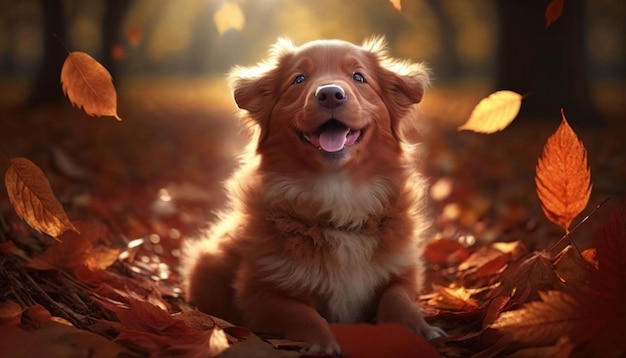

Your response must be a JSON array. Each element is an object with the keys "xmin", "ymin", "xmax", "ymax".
[
  {"xmin": 293, "ymin": 74, "xmax": 307, "ymax": 84},
  {"xmin": 352, "ymin": 72, "xmax": 366, "ymax": 83}
]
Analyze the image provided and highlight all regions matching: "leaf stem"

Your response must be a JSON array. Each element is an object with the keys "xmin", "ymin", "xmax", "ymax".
[
  {"xmin": 52, "ymin": 32, "xmax": 72, "ymax": 55},
  {"xmin": 547, "ymin": 197, "xmax": 611, "ymax": 256}
]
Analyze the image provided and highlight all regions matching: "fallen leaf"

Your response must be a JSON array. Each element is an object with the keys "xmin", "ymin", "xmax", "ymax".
[
  {"xmin": 428, "ymin": 285, "xmax": 479, "ymax": 311},
  {"xmin": 545, "ymin": 0, "xmax": 564, "ymax": 28},
  {"xmin": 221, "ymin": 335, "xmax": 299, "ymax": 358},
  {"xmin": 535, "ymin": 110, "xmax": 591, "ymax": 231},
  {"xmin": 5, "ymin": 157, "xmax": 78, "ymax": 239},
  {"xmin": 27, "ymin": 221, "xmax": 109, "ymax": 270},
  {"xmin": 0, "ymin": 321, "xmax": 130, "ymax": 358},
  {"xmin": 0, "ymin": 301, "xmax": 23, "ymax": 329},
  {"xmin": 499, "ymin": 251, "xmax": 563, "ymax": 300},
  {"xmin": 61, "ymin": 51, "xmax": 121, "ymax": 120},
  {"xmin": 489, "ymin": 290, "xmax": 580, "ymax": 349},
  {"xmin": 424, "ymin": 238, "xmax": 470, "ymax": 266},
  {"xmin": 457, "ymin": 90, "xmax": 522, "ymax": 133}
]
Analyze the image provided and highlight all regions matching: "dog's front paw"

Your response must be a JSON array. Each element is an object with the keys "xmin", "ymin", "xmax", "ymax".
[
  {"xmin": 417, "ymin": 321, "xmax": 447, "ymax": 340},
  {"xmin": 305, "ymin": 342, "xmax": 342, "ymax": 357}
]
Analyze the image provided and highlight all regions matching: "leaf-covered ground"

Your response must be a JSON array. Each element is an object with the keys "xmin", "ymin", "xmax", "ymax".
[{"xmin": 1, "ymin": 78, "xmax": 625, "ymax": 357}]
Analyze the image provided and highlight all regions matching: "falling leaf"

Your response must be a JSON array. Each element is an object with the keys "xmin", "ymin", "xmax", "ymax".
[
  {"xmin": 535, "ymin": 110, "xmax": 591, "ymax": 231},
  {"xmin": 111, "ymin": 43, "xmax": 126, "ymax": 62},
  {"xmin": 213, "ymin": 1, "xmax": 245, "ymax": 36},
  {"xmin": 127, "ymin": 25, "xmax": 142, "ymax": 47},
  {"xmin": 5, "ymin": 157, "xmax": 78, "ymax": 239},
  {"xmin": 457, "ymin": 90, "xmax": 522, "ymax": 133},
  {"xmin": 545, "ymin": 0, "xmax": 564, "ymax": 28},
  {"xmin": 389, "ymin": 0, "xmax": 402, "ymax": 13},
  {"xmin": 60, "ymin": 51, "xmax": 121, "ymax": 120}
]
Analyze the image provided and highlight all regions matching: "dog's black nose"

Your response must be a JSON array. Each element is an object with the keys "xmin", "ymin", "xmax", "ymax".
[{"xmin": 315, "ymin": 85, "xmax": 347, "ymax": 109}]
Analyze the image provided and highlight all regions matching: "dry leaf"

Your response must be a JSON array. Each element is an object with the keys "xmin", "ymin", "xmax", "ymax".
[
  {"xmin": 0, "ymin": 301, "xmax": 24, "ymax": 329},
  {"xmin": 490, "ymin": 290, "xmax": 580, "ymax": 348},
  {"xmin": 457, "ymin": 90, "xmax": 522, "ymax": 133},
  {"xmin": 535, "ymin": 110, "xmax": 591, "ymax": 231},
  {"xmin": 0, "ymin": 321, "xmax": 130, "ymax": 358},
  {"xmin": 428, "ymin": 285, "xmax": 479, "ymax": 311},
  {"xmin": 61, "ymin": 51, "xmax": 121, "ymax": 120},
  {"xmin": 5, "ymin": 157, "xmax": 78, "ymax": 239},
  {"xmin": 545, "ymin": 0, "xmax": 564, "ymax": 28}
]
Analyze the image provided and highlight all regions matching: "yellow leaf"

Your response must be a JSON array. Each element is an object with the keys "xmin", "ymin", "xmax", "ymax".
[
  {"xmin": 545, "ymin": 0, "xmax": 564, "ymax": 28},
  {"xmin": 5, "ymin": 158, "xmax": 78, "ymax": 239},
  {"xmin": 535, "ymin": 110, "xmax": 591, "ymax": 231},
  {"xmin": 428, "ymin": 285, "xmax": 479, "ymax": 311},
  {"xmin": 389, "ymin": 0, "xmax": 402, "ymax": 12},
  {"xmin": 60, "ymin": 51, "xmax": 121, "ymax": 121},
  {"xmin": 213, "ymin": 1, "xmax": 245, "ymax": 36},
  {"xmin": 457, "ymin": 90, "xmax": 522, "ymax": 134}
]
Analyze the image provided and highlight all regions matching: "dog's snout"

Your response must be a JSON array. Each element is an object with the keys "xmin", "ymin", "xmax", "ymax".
[{"xmin": 315, "ymin": 85, "xmax": 347, "ymax": 109}]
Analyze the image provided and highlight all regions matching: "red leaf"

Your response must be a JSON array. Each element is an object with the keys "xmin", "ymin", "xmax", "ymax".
[
  {"xmin": 545, "ymin": 0, "xmax": 564, "ymax": 28},
  {"xmin": 331, "ymin": 323, "xmax": 440, "ymax": 358}
]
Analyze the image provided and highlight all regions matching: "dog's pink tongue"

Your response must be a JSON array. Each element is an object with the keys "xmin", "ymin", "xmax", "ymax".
[{"xmin": 319, "ymin": 126, "xmax": 350, "ymax": 152}]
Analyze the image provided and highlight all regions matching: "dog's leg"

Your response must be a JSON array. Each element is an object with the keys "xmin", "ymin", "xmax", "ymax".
[
  {"xmin": 185, "ymin": 248, "xmax": 238, "ymax": 322},
  {"xmin": 238, "ymin": 288, "xmax": 342, "ymax": 356},
  {"xmin": 377, "ymin": 283, "xmax": 446, "ymax": 340}
]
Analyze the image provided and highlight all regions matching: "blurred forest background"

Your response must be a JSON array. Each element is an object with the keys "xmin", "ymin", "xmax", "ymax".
[
  {"xmin": 0, "ymin": 0, "xmax": 625, "ymax": 253},
  {"xmin": 0, "ymin": 0, "xmax": 624, "ymax": 121}
]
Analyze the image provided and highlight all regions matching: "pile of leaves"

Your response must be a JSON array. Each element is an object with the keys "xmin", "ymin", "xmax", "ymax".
[{"xmin": 1, "ymin": 28, "xmax": 625, "ymax": 358}]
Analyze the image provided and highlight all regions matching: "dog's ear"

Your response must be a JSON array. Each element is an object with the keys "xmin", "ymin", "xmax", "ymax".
[
  {"xmin": 228, "ymin": 38, "xmax": 295, "ymax": 121},
  {"xmin": 363, "ymin": 37, "xmax": 430, "ymax": 140}
]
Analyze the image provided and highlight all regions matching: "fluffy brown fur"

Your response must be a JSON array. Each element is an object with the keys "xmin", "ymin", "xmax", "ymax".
[{"xmin": 182, "ymin": 37, "xmax": 445, "ymax": 355}]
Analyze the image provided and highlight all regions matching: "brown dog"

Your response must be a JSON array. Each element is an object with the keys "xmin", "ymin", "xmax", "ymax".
[{"xmin": 182, "ymin": 37, "xmax": 445, "ymax": 355}]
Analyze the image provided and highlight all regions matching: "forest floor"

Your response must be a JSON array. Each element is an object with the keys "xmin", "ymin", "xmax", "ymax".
[{"xmin": 0, "ymin": 77, "xmax": 625, "ymax": 357}]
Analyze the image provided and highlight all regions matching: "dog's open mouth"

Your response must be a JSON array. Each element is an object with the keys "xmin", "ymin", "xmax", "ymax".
[{"xmin": 300, "ymin": 119, "xmax": 363, "ymax": 153}]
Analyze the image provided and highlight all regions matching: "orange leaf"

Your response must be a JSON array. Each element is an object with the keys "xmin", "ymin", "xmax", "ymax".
[
  {"xmin": 428, "ymin": 285, "xmax": 479, "ymax": 311},
  {"xmin": 535, "ymin": 110, "xmax": 591, "ymax": 231},
  {"xmin": 5, "ymin": 157, "xmax": 78, "ymax": 239},
  {"xmin": 388, "ymin": 0, "xmax": 402, "ymax": 13},
  {"xmin": 490, "ymin": 291, "xmax": 580, "ymax": 348},
  {"xmin": 545, "ymin": 0, "xmax": 564, "ymax": 28},
  {"xmin": 27, "ymin": 232, "xmax": 91, "ymax": 271},
  {"xmin": 127, "ymin": 25, "xmax": 142, "ymax": 47},
  {"xmin": 60, "ymin": 51, "xmax": 121, "ymax": 120},
  {"xmin": 457, "ymin": 90, "xmax": 522, "ymax": 134}
]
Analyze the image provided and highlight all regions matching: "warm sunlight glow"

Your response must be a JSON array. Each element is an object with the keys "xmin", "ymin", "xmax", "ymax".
[{"xmin": 213, "ymin": 1, "xmax": 245, "ymax": 36}]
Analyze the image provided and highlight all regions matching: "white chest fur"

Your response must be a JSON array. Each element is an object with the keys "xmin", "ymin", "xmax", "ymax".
[{"xmin": 257, "ymin": 172, "xmax": 419, "ymax": 323}]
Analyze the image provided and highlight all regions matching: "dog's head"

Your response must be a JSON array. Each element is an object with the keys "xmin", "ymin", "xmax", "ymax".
[{"xmin": 229, "ymin": 37, "xmax": 429, "ymax": 171}]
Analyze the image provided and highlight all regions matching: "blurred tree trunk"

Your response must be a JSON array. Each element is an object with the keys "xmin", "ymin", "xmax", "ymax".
[
  {"xmin": 26, "ymin": 0, "xmax": 66, "ymax": 106},
  {"xmin": 495, "ymin": 0, "xmax": 599, "ymax": 125},
  {"xmin": 100, "ymin": 0, "xmax": 133, "ymax": 81}
]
